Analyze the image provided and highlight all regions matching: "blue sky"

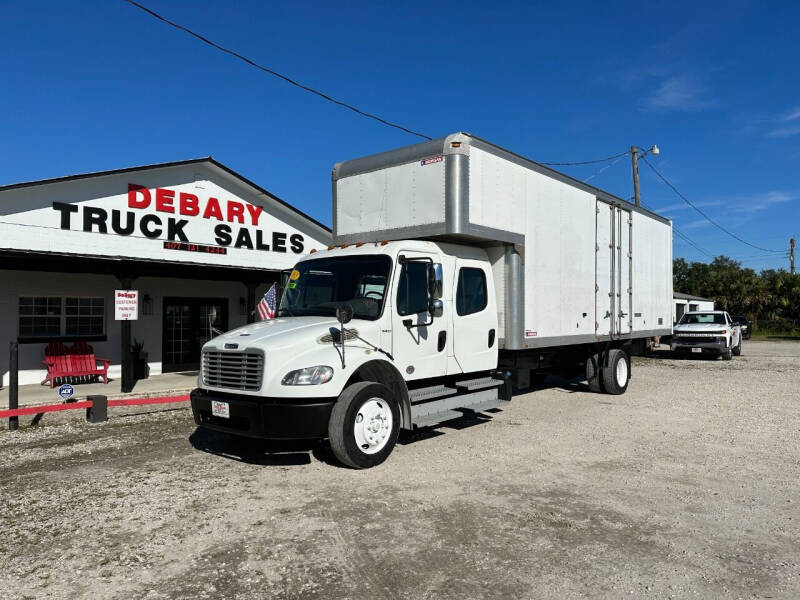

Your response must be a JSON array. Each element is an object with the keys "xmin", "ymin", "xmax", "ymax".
[{"xmin": 2, "ymin": 1, "xmax": 797, "ymax": 270}]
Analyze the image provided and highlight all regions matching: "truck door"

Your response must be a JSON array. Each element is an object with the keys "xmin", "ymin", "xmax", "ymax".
[
  {"xmin": 596, "ymin": 200, "xmax": 613, "ymax": 337},
  {"xmin": 595, "ymin": 200, "xmax": 632, "ymax": 337},
  {"xmin": 452, "ymin": 259, "xmax": 498, "ymax": 374},
  {"xmin": 616, "ymin": 206, "xmax": 632, "ymax": 335},
  {"xmin": 391, "ymin": 251, "xmax": 449, "ymax": 380}
]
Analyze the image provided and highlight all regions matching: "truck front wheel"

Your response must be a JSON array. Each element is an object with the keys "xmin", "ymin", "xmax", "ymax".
[
  {"xmin": 328, "ymin": 382, "xmax": 400, "ymax": 469},
  {"xmin": 602, "ymin": 349, "xmax": 630, "ymax": 395}
]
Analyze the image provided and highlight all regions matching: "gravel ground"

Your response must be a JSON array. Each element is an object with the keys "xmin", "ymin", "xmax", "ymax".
[{"xmin": 1, "ymin": 340, "xmax": 798, "ymax": 599}]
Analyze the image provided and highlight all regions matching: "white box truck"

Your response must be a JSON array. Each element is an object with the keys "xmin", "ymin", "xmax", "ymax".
[{"xmin": 191, "ymin": 133, "xmax": 673, "ymax": 468}]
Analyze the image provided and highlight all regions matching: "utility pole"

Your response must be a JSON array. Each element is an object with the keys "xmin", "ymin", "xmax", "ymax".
[
  {"xmin": 791, "ymin": 237, "xmax": 796, "ymax": 274},
  {"xmin": 631, "ymin": 146, "xmax": 641, "ymax": 207}
]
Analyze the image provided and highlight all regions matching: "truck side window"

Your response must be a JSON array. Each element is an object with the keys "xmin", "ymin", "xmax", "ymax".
[
  {"xmin": 456, "ymin": 268, "xmax": 487, "ymax": 316},
  {"xmin": 397, "ymin": 262, "xmax": 429, "ymax": 316}
]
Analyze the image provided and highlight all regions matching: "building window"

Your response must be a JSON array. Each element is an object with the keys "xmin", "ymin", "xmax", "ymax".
[
  {"xmin": 65, "ymin": 297, "xmax": 106, "ymax": 336},
  {"xmin": 18, "ymin": 296, "xmax": 105, "ymax": 341},
  {"xmin": 456, "ymin": 268, "xmax": 488, "ymax": 316},
  {"xmin": 19, "ymin": 297, "xmax": 62, "ymax": 338}
]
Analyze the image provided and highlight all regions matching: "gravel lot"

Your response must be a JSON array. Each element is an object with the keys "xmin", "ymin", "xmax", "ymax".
[{"xmin": 1, "ymin": 340, "xmax": 798, "ymax": 599}]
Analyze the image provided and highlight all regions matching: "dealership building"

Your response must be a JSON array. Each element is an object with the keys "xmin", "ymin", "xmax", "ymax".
[{"xmin": 0, "ymin": 158, "xmax": 331, "ymax": 386}]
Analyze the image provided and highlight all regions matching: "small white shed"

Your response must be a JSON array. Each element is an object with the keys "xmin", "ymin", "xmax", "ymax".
[{"xmin": 673, "ymin": 292, "xmax": 715, "ymax": 323}]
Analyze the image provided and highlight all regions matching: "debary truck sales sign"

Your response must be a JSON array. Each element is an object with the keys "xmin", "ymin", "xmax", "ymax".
[{"xmin": 0, "ymin": 160, "xmax": 329, "ymax": 271}]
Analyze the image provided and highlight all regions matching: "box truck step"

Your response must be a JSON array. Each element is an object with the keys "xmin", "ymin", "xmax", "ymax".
[
  {"xmin": 408, "ymin": 384, "xmax": 458, "ymax": 404},
  {"xmin": 454, "ymin": 376, "xmax": 504, "ymax": 392},
  {"xmin": 410, "ymin": 388, "xmax": 509, "ymax": 428}
]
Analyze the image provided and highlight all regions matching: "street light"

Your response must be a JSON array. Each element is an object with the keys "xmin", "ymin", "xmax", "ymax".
[{"xmin": 631, "ymin": 145, "xmax": 659, "ymax": 207}]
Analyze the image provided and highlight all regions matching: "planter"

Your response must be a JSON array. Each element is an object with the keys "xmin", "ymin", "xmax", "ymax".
[{"xmin": 133, "ymin": 352, "xmax": 150, "ymax": 380}]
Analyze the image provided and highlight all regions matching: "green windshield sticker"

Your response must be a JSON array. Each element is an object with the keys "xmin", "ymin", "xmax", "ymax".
[{"xmin": 287, "ymin": 282, "xmax": 297, "ymax": 289}]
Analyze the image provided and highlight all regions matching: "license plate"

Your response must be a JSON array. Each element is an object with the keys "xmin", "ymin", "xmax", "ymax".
[
  {"xmin": 691, "ymin": 347, "xmax": 702, "ymax": 353},
  {"xmin": 211, "ymin": 400, "xmax": 230, "ymax": 418}
]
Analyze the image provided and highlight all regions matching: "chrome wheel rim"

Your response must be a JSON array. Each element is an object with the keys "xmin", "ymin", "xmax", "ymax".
[
  {"xmin": 616, "ymin": 357, "xmax": 628, "ymax": 387},
  {"xmin": 353, "ymin": 398, "xmax": 392, "ymax": 455}
]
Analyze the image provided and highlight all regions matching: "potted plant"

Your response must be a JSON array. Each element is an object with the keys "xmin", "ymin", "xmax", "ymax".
[{"xmin": 130, "ymin": 338, "xmax": 149, "ymax": 380}]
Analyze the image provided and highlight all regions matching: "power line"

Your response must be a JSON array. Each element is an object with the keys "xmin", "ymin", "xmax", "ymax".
[
  {"xmin": 584, "ymin": 154, "xmax": 628, "ymax": 182},
  {"xmin": 121, "ymin": 0, "xmax": 432, "ymax": 140},
  {"xmin": 640, "ymin": 156, "xmax": 784, "ymax": 254},
  {"xmin": 641, "ymin": 200, "xmax": 713, "ymax": 258},
  {"xmin": 540, "ymin": 150, "xmax": 630, "ymax": 167}
]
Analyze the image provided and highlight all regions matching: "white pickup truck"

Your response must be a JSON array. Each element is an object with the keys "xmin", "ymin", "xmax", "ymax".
[{"xmin": 671, "ymin": 310, "xmax": 742, "ymax": 360}]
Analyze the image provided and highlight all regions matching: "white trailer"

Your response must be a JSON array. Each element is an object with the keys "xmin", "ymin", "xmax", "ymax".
[
  {"xmin": 334, "ymin": 132, "xmax": 673, "ymax": 352},
  {"xmin": 191, "ymin": 133, "xmax": 673, "ymax": 468}
]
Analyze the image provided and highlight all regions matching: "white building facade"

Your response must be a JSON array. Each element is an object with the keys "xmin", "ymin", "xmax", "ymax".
[{"xmin": 0, "ymin": 158, "xmax": 330, "ymax": 386}]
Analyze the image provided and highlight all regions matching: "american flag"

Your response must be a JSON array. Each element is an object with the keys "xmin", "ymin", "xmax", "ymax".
[{"xmin": 257, "ymin": 284, "xmax": 277, "ymax": 320}]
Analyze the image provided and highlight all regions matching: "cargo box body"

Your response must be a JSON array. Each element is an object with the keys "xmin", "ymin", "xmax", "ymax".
[{"xmin": 333, "ymin": 133, "xmax": 673, "ymax": 350}]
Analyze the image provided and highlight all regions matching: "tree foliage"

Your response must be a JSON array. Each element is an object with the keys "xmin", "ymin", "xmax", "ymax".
[{"xmin": 674, "ymin": 257, "xmax": 800, "ymax": 329}]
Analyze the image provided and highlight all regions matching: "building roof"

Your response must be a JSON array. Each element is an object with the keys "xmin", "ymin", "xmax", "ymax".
[
  {"xmin": 673, "ymin": 291, "xmax": 715, "ymax": 302},
  {"xmin": 0, "ymin": 157, "xmax": 331, "ymax": 233}
]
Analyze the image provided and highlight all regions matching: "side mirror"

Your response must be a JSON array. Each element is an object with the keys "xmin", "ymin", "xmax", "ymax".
[
  {"xmin": 336, "ymin": 304, "xmax": 353, "ymax": 325},
  {"xmin": 429, "ymin": 298, "xmax": 444, "ymax": 318},
  {"xmin": 428, "ymin": 263, "xmax": 443, "ymax": 300}
]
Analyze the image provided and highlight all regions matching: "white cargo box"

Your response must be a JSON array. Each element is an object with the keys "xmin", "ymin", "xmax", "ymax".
[{"xmin": 333, "ymin": 133, "xmax": 673, "ymax": 349}]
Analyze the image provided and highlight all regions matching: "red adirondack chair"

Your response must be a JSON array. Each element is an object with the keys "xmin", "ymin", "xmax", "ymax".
[{"xmin": 41, "ymin": 341, "xmax": 110, "ymax": 388}]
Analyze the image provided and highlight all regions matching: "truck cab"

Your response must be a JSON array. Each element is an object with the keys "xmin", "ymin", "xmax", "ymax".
[{"xmin": 191, "ymin": 240, "xmax": 504, "ymax": 468}]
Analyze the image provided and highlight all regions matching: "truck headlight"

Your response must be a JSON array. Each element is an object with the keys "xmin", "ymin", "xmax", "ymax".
[{"xmin": 281, "ymin": 366, "xmax": 333, "ymax": 385}]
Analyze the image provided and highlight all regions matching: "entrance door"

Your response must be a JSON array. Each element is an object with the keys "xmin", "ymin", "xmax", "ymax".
[
  {"xmin": 163, "ymin": 297, "xmax": 228, "ymax": 372},
  {"xmin": 391, "ymin": 251, "xmax": 448, "ymax": 381},
  {"xmin": 595, "ymin": 201, "xmax": 632, "ymax": 337}
]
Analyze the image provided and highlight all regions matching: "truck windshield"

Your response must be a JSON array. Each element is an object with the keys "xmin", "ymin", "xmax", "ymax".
[
  {"xmin": 679, "ymin": 313, "xmax": 726, "ymax": 325},
  {"xmin": 277, "ymin": 255, "xmax": 392, "ymax": 320}
]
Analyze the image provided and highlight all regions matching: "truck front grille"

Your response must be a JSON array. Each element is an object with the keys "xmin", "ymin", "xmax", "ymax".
[
  {"xmin": 675, "ymin": 336, "xmax": 718, "ymax": 344},
  {"xmin": 202, "ymin": 350, "xmax": 264, "ymax": 391}
]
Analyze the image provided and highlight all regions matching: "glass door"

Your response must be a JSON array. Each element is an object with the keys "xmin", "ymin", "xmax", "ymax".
[{"xmin": 162, "ymin": 298, "xmax": 228, "ymax": 372}]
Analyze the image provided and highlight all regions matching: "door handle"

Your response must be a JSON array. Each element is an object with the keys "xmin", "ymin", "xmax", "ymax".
[
  {"xmin": 437, "ymin": 331, "xmax": 446, "ymax": 352},
  {"xmin": 488, "ymin": 329, "xmax": 495, "ymax": 348}
]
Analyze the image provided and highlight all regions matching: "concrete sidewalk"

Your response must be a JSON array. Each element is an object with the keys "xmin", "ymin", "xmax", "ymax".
[{"xmin": 1, "ymin": 371, "xmax": 198, "ymax": 408}]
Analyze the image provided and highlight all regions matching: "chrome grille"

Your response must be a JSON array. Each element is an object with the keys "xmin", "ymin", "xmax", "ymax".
[{"xmin": 202, "ymin": 350, "xmax": 264, "ymax": 391}]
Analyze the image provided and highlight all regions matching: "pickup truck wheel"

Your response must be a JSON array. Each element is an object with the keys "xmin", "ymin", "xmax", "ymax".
[
  {"xmin": 585, "ymin": 354, "xmax": 603, "ymax": 393},
  {"xmin": 328, "ymin": 382, "xmax": 400, "ymax": 469},
  {"xmin": 602, "ymin": 349, "xmax": 630, "ymax": 395},
  {"xmin": 732, "ymin": 338, "xmax": 742, "ymax": 356},
  {"xmin": 722, "ymin": 346, "xmax": 733, "ymax": 361}
]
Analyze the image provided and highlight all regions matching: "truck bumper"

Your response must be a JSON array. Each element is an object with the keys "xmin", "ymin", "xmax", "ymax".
[
  {"xmin": 670, "ymin": 339, "xmax": 727, "ymax": 355},
  {"xmin": 190, "ymin": 388, "xmax": 335, "ymax": 440}
]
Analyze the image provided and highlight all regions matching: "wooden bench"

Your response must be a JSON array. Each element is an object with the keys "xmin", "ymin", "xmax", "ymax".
[{"xmin": 41, "ymin": 341, "xmax": 110, "ymax": 388}]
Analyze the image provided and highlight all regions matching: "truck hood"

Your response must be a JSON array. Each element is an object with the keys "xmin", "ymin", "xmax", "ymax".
[
  {"xmin": 674, "ymin": 323, "xmax": 729, "ymax": 333},
  {"xmin": 210, "ymin": 316, "xmax": 345, "ymax": 350}
]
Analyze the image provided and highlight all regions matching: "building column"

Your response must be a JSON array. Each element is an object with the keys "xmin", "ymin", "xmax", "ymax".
[{"xmin": 116, "ymin": 275, "xmax": 137, "ymax": 393}]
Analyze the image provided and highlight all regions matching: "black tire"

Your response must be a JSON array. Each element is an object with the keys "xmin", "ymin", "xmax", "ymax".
[
  {"xmin": 732, "ymin": 337, "xmax": 742, "ymax": 356},
  {"xmin": 601, "ymin": 349, "xmax": 630, "ymax": 395},
  {"xmin": 328, "ymin": 382, "xmax": 400, "ymax": 469},
  {"xmin": 722, "ymin": 345, "xmax": 733, "ymax": 361},
  {"xmin": 585, "ymin": 354, "xmax": 603, "ymax": 393}
]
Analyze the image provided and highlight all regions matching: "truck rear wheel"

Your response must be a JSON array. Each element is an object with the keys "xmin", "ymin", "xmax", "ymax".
[
  {"xmin": 602, "ymin": 349, "xmax": 630, "ymax": 395},
  {"xmin": 328, "ymin": 382, "xmax": 400, "ymax": 469},
  {"xmin": 585, "ymin": 354, "xmax": 603, "ymax": 393}
]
